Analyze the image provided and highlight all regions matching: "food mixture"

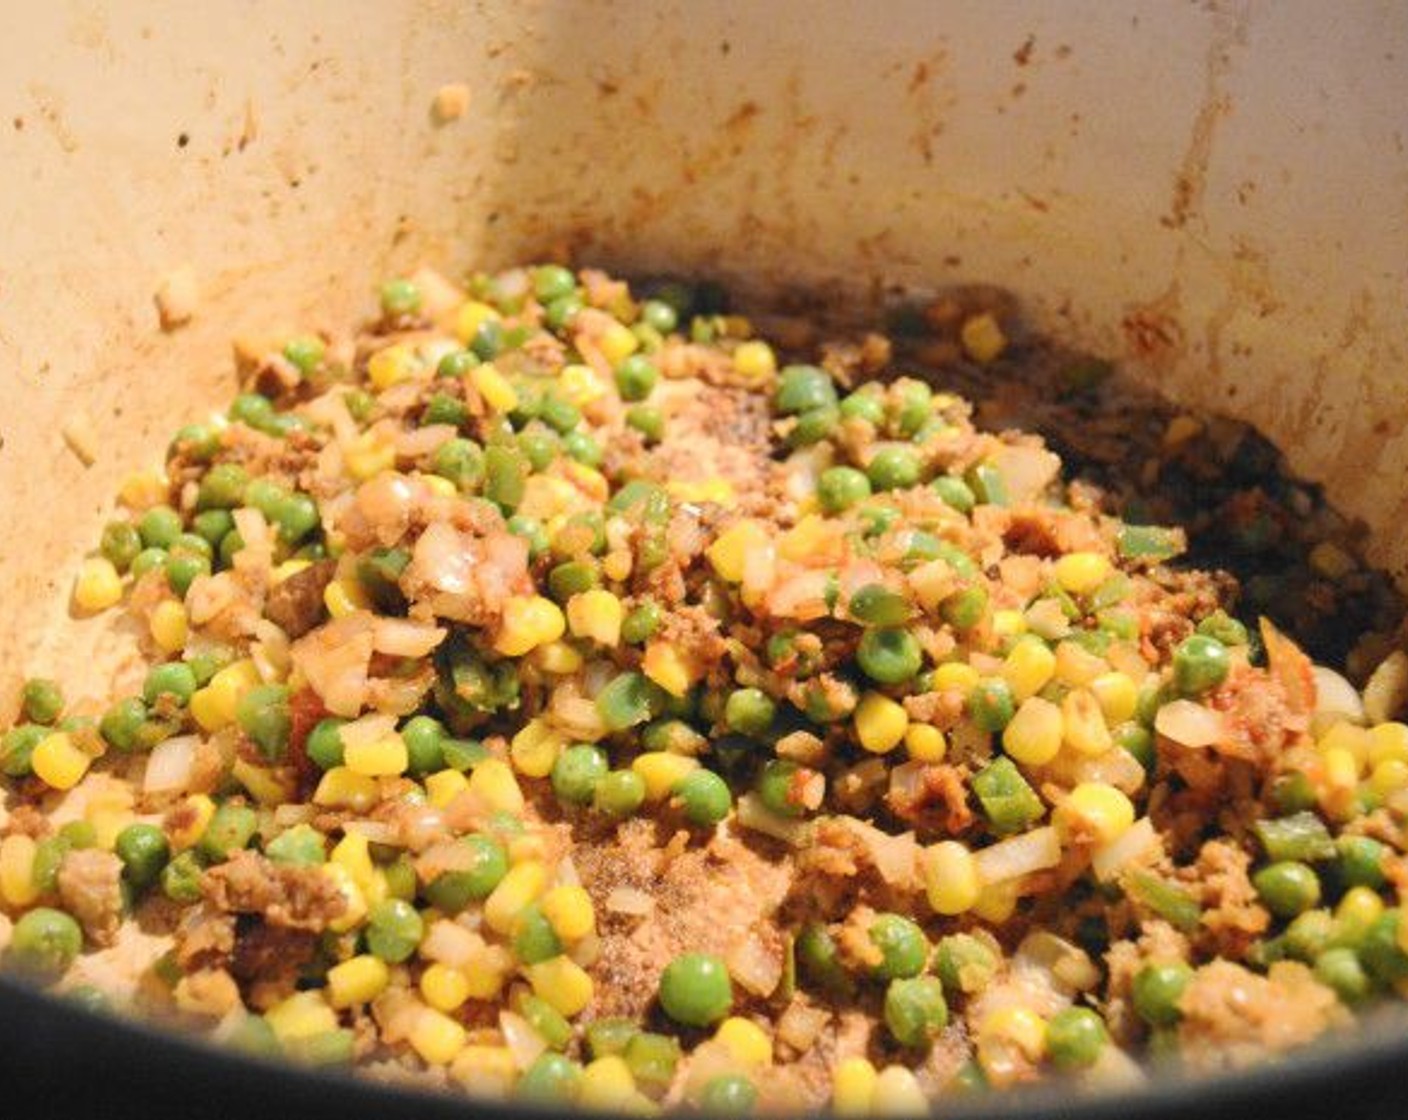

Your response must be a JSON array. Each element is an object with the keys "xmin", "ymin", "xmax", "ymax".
[{"xmin": 3, "ymin": 263, "xmax": 1408, "ymax": 1114}]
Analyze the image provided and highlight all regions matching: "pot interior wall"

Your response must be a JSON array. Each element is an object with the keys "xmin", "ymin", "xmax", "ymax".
[{"xmin": 1, "ymin": 0, "xmax": 1405, "ymax": 707}]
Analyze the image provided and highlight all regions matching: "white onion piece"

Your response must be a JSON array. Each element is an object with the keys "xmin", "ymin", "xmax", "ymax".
[
  {"xmin": 973, "ymin": 826, "xmax": 1061, "ymax": 884},
  {"xmin": 338, "ymin": 712, "xmax": 398, "ymax": 750},
  {"xmin": 1080, "ymin": 1043, "xmax": 1147, "ymax": 1091},
  {"xmin": 1311, "ymin": 665, "xmax": 1365, "ymax": 731},
  {"xmin": 1091, "ymin": 816, "xmax": 1158, "ymax": 882},
  {"xmin": 372, "ymin": 618, "xmax": 447, "ymax": 658},
  {"xmin": 726, "ymin": 936, "xmax": 783, "ymax": 997},
  {"xmin": 500, "ymin": 1010, "xmax": 547, "ymax": 1070},
  {"xmin": 1068, "ymin": 746, "xmax": 1146, "ymax": 795},
  {"xmin": 395, "ymin": 423, "xmax": 456, "ymax": 458},
  {"xmin": 144, "ymin": 735, "xmax": 198, "ymax": 793},
  {"xmin": 1016, "ymin": 931, "xmax": 1100, "ymax": 993},
  {"xmin": 838, "ymin": 816, "xmax": 918, "ymax": 887},
  {"xmin": 735, "ymin": 793, "xmax": 811, "ymax": 846},
  {"xmin": 342, "ymin": 820, "xmax": 399, "ymax": 846},
  {"xmin": 776, "ymin": 1000, "xmax": 830, "ymax": 1051},
  {"xmin": 605, "ymin": 887, "xmax": 654, "ymax": 916},
  {"xmin": 419, "ymin": 919, "xmax": 478, "ymax": 967},
  {"xmin": 993, "ymin": 444, "xmax": 1061, "ymax": 502},
  {"xmin": 1155, "ymin": 699, "xmax": 1224, "ymax": 748},
  {"xmin": 1364, "ymin": 650, "xmax": 1408, "ymax": 725}
]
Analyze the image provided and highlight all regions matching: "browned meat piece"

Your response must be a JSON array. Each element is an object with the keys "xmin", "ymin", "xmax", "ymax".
[
  {"xmin": 231, "ymin": 923, "xmax": 318, "ymax": 1009},
  {"xmin": 57, "ymin": 849, "xmax": 125, "ymax": 948},
  {"xmin": 263, "ymin": 559, "xmax": 336, "ymax": 638},
  {"xmin": 172, "ymin": 904, "xmax": 237, "ymax": 970},
  {"xmin": 203, "ymin": 850, "xmax": 346, "ymax": 931}
]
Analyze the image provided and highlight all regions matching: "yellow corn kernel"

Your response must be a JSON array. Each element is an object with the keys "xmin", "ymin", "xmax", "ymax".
[
  {"xmin": 832, "ymin": 1056, "xmax": 879, "ymax": 1117},
  {"xmin": 451, "ymin": 1044, "xmax": 518, "ymax": 1096},
  {"xmin": 312, "ymin": 767, "xmax": 380, "ymax": 813},
  {"xmin": 991, "ymin": 609, "xmax": 1028, "ymax": 639},
  {"xmin": 85, "ymin": 788, "xmax": 136, "ymax": 849},
  {"xmin": 421, "ymin": 473, "xmax": 458, "ymax": 500},
  {"xmin": 855, "ymin": 692, "xmax": 909, "ymax": 754},
  {"xmin": 0, "ymin": 834, "xmax": 40, "ymax": 908},
  {"xmin": 871, "ymin": 1065, "xmax": 927, "ymax": 1117},
  {"xmin": 561, "ymin": 459, "xmax": 610, "ymax": 504},
  {"xmin": 1057, "ymin": 782, "xmax": 1135, "ymax": 846},
  {"xmin": 959, "ymin": 312, "xmax": 1007, "ymax": 364},
  {"xmin": 168, "ymin": 794, "xmax": 216, "ymax": 851},
  {"xmin": 344, "ymin": 734, "xmax": 409, "ymax": 778},
  {"xmin": 232, "ymin": 758, "xmax": 296, "ymax": 806},
  {"xmin": 265, "ymin": 991, "xmax": 338, "ymax": 1043},
  {"xmin": 510, "ymin": 719, "xmax": 565, "ymax": 779},
  {"xmin": 420, "ymin": 962, "xmax": 472, "ymax": 1013},
  {"xmin": 1062, "ymin": 688, "xmax": 1113, "ymax": 756},
  {"xmin": 425, "ymin": 768, "xmax": 470, "ymax": 809},
  {"xmin": 467, "ymin": 757, "xmax": 525, "ymax": 815},
  {"xmin": 191, "ymin": 658, "xmax": 260, "ymax": 732},
  {"xmin": 484, "ymin": 859, "xmax": 547, "ymax": 935},
  {"xmin": 632, "ymin": 751, "xmax": 699, "ymax": 801},
  {"xmin": 73, "ymin": 556, "xmax": 123, "ymax": 613},
  {"xmin": 566, "ymin": 590, "xmax": 624, "ymax": 648},
  {"xmin": 1054, "ymin": 552, "xmax": 1112, "ymax": 596},
  {"xmin": 904, "ymin": 723, "xmax": 947, "ymax": 763},
  {"xmin": 1338, "ymin": 885, "xmax": 1384, "ymax": 931},
  {"xmin": 409, "ymin": 1006, "xmax": 468, "ymax": 1066},
  {"xmin": 533, "ymin": 640, "xmax": 584, "ymax": 675},
  {"xmin": 527, "ymin": 954, "xmax": 594, "ymax": 1017},
  {"xmin": 978, "ymin": 1006, "xmax": 1047, "ymax": 1060},
  {"xmin": 1002, "ymin": 696, "xmax": 1064, "ymax": 767},
  {"xmin": 579, "ymin": 1055, "xmax": 637, "ymax": 1110},
  {"xmin": 732, "ymin": 340, "xmax": 777, "ymax": 386},
  {"xmin": 1368, "ymin": 722, "xmax": 1408, "ymax": 766},
  {"xmin": 494, "ymin": 595, "xmax": 566, "ymax": 657},
  {"xmin": 327, "ymin": 954, "xmax": 389, "ymax": 1009},
  {"xmin": 602, "ymin": 550, "xmax": 633, "ymax": 583},
  {"xmin": 642, "ymin": 641, "xmax": 699, "ymax": 698},
  {"xmin": 471, "ymin": 363, "xmax": 519, "ymax": 413},
  {"xmin": 1090, "ymin": 671, "xmax": 1138, "ymax": 725},
  {"xmin": 118, "ymin": 469, "xmax": 169, "ymax": 510},
  {"xmin": 932, "ymin": 661, "xmax": 980, "ymax": 693},
  {"xmin": 921, "ymin": 840, "xmax": 980, "ymax": 916},
  {"xmin": 598, "ymin": 321, "xmax": 640, "ymax": 368},
  {"xmin": 778, "ymin": 515, "xmax": 836, "ymax": 564},
  {"xmin": 149, "ymin": 600, "xmax": 188, "ymax": 654},
  {"xmin": 1319, "ymin": 721, "xmax": 1370, "ymax": 766},
  {"xmin": 716, "ymin": 1017, "xmax": 772, "ymax": 1068},
  {"xmin": 272, "ymin": 558, "xmax": 313, "ymax": 584},
  {"xmin": 972, "ymin": 878, "xmax": 1021, "ymax": 924},
  {"xmin": 324, "ymin": 577, "xmax": 370, "ymax": 620},
  {"xmin": 509, "ymin": 832, "xmax": 549, "ymax": 865},
  {"xmin": 1002, "ymin": 639, "xmax": 1057, "ymax": 703},
  {"xmin": 559, "ymin": 362, "xmax": 607, "ymax": 407},
  {"xmin": 1321, "ymin": 746, "xmax": 1360, "ymax": 805},
  {"xmin": 666, "ymin": 478, "xmax": 736, "ymax": 505},
  {"xmin": 331, "ymin": 830, "xmax": 385, "ymax": 907},
  {"xmin": 32, "ymin": 732, "xmax": 91, "ymax": 791},
  {"xmin": 707, "ymin": 519, "xmax": 770, "ymax": 583},
  {"xmin": 322, "ymin": 863, "xmax": 368, "ymax": 934},
  {"xmin": 1371, "ymin": 758, "xmax": 1408, "ymax": 796},
  {"xmin": 344, "ymin": 430, "xmax": 397, "ymax": 482},
  {"xmin": 455, "ymin": 300, "xmax": 501, "ymax": 344},
  {"xmin": 541, "ymin": 884, "xmax": 596, "ymax": 942},
  {"xmin": 367, "ymin": 343, "xmax": 420, "ymax": 390},
  {"xmin": 461, "ymin": 945, "xmax": 511, "ymax": 1000}
]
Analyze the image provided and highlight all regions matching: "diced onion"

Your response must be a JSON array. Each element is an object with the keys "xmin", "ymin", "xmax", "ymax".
[
  {"xmin": 500, "ymin": 1010, "xmax": 547, "ymax": 1070},
  {"xmin": 726, "ymin": 936, "xmax": 783, "ymax": 997},
  {"xmin": 1154, "ymin": 699, "xmax": 1224, "ymax": 748},
  {"xmin": 993, "ymin": 444, "xmax": 1061, "ymax": 502},
  {"xmin": 776, "ymin": 1000, "xmax": 830, "ymax": 1051},
  {"xmin": 837, "ymin": 816, "xmax": 918, "ymax": 887},
  {"xmin": 1311, "ymin": 665, "xmax": 1364, "ymax": 729},
  {"xmin": 395, "ymin": 424, "xmax": 456, "ymax": 458},
  {"xmin": 1067, "ymin": 746, "xmax": 1146, "ymax": 795},
  {"xmin": 1091, "ymin": 816, "xmax": 1157, "ymax": 882},
  {"xmin": 1364, "ymin": 650, "xmax": 1408, "ymax": 725},
  {"xmin": 419, "ymin": 920, "xmax": 478, "ymax": 967},
  {"xmin": 735, "ymin": 793, "xmax": 812, "ymax": 846},
  {"xmin": 604, "ymin": 887, "xmax": 654, "ymax": 916},
  {"xmin": 973, "ymin": 826, "xmax": 1061, "ymax": 884},
  {"xmin": 144, "ymin": 735, "xmax": 198, "ymax": 793},
  {"xmin": 373, "ymin": 618, "xmax": 447, "ymax": 658},
  {"xmin": 338, "ymin": 712, "xmax": 398, "ymax": 750},
  {"xmin": 1015, "ymin": 931, "xmax": 1100, "ymax": 993}
]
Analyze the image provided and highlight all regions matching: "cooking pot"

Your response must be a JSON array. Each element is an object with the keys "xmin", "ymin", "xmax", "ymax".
[{"xmin": 1, "ymin": 1, "xmax": 1405, "ymax": 1116}]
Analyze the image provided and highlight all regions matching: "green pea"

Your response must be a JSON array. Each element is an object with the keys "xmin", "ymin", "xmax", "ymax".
[
  {"xmin": 512, "ymin": 903, "xmax": 563, "ymax": 964},
  {"xmin": 889, "ymin": 380, "xmax": 933, "ymax": 437},
  {"xmin": 305, "ymin": 719, "xmax": 346, "ymax": 771},
  {"xmin": 965, "ymin": 462, "xmax": 1009, "ymax": 506},
  {"xmin": 1115, "ymin": 722, "xmax": 1156, "ymax": 773},
  {"xmin": 934, "ymin": 934, "xmax": 999, "ymax": 994},
  {"xmin": 0, "ymin": 724, "xmax": 45, "ymax": 777},
  {"xmin": 441, "ymin": 737, "xmax": 488, "ymax": 772},
  {"xmin": 127, "ymin": 547, "xmax": 165, "ymax": 578},
  {"xmin": 64, "ymin": 984, "xmax": 111, "ymax": 1016},
  {"xmin": 282, "ymin": 335, "xmax": 325, "ymax": 377},
  {"xmin": 227, "ymin": 1014, "xmax": 281, "ymax": 1058},
  {"xmin": 561, "ymin": 429, "xmax": 603, "ymax": 467},
  {"xmin": 165, "ymin": 551, "xmax": 210, "ymax": 596},
  {"xmin": 534, "ymin": 394, "xmax": 578, "ymax": 436},
  {"xmin": 170, "ymin": 423, "xmax": 221, "ymax": 462},
  {"xmin": 856, "ymin": 627, "xmax": 922, "ymax": 684},
  {"xmin": 30, "ymin": 836, "xmax": 70, "ymax": 896},
  {"xmin": 968, "ymin": 677, "xmax": 1016, "ymax": 732},
  {"xmin": 115, "ymin": 823, "xmax": 170, "ymax": 890},
  {"xmin": 379, "ymin": 278, "xmax": 422, "ymax": 317},
  {"xmin": 757, "ymin": 759, "xmax": 814, "ymax": 818},
  {"xmin": 97, "ymin": 698, "xmax": 148, "ymax": 754},
  {"xmin": 438, "ymin": 349, "xmax": 481, "ymax": 379},
  {"xmin": 235, "ymin": 684, "xmax": 291, "ymax": 762},
  {"xmin": 551, "ymin": 744, "xmax": 608, "ymax": 806},
  {"xmin": 788, "ymin": 405, "xmax": 839, "ymax": 447},
  {"xmin": 1282, "ymin": 909, "xmax": 1336, "ymax": 962},
  {"xmin": 516, "ymin": 1053, "xmax": 581, "ymax": 1102},
  {"xmin": 21, "ymin": 679, "xmax": 64, "ymax": 725},
  {"xmin": 866, "ymin": 446, "xmax": 922, "ymax": 491},
  {"xmin": 196, "ymin": 463, "xmax": 248, "ymax": 510},
  {"xmin": 143, "ymin": 662, "xmax": 197, "ymax": 707},
  {"xmin": 941, "ymin": 586, "xmax": 988, "ymax": 630},
  {"xmin": 724, "ymin": 688, "xmax": 775, "ymax": 737},
  {"xmin": 615, "ymin": 355, "xmax": 659, "ymax": 402},
  {"xmin": 796, "ymin": 922, "xmax": 850, "ymax": 995},
  {"xmin": 1173, "ymin": 634, "xmax": 1230, "ymax": 696},
  {"xmin": 774, "ymin": 365, "xmax": 837, "ymax": 415},
  {"xmin": 271, "ymin": 493, "xmax": 320, "ymax": 544},
  {"xmin": 594, "ymin": 769, "xmax": 646, "ymax": 818},
  {"xmin": 1315, "ymin": 946, "xmax": 1371, "ymax": 1004},
  {"xmin": 265, "ymin": 824, "xmax": 326, "ymax": 868},
  {"xmin": 839, "ymin": 387, "xmax": 885, "ymax": 425},
  {"xmin": 517, "ymin": 428, "xmax": 559, "ymax": 472},
  {"xmin": 547, "ymin": 560, "xmax": 600, "ymax": 602},
  {"xmin": 596, "ymin": 672, "xmax": 657, "ymax": 731},
  {"xmin": 818, "ymin": 467, "xmax": 872, "ymax": 514},
  {"xmin": 1356, "ymin": 910, "xmax": 1408, "ymax": 985},
  {"xmin": 1336, "ymin": 835, "xmax": 1387, "ymax": 889},
  {"xmin": 673, "ymin": 768, "xmax": 732, "ymax": 827},
  {"xmin": 229, "ymin": 392, "xmax": 277, "ymax": 432},
  {"xmin": 528, "ymin": 264, "xmax": 574, "ymax": 303},
  {"xmin": 188, "ymin": 510, "xmax": 232, "ymax": 549},
  {"xmin": 538, "ymin": 293, "xmax": 580, "ymax": 331},
  {"xmin": 622, "ymin": 602, "xmax": 662, "ymax": 645},
  {"xmin": 659, "ymin": 952, "xmax": 733, "ymax": 1026},
  {"xmin": 400, "ymin": 715, "xmax": 446, "ymax": 775},
  {"xmin": 198, "ymin": 802, "xmax": 259, "ymax": 862},
  {"xmin": 136, "ymin": 507, "xmax": 181, "ymax": 551},
  {"xmin": 484, "ymin": 445, "xmax": 528, "ymax": 512},
  {"xmin": 8, "ymin": 907, "xmax": 82, "ymax": 977},
  {"xmin": 699, "ymin": 1075, "xmax": 757, "ymax": 1115},
  {"xmin": 1269, "ymin": 771, "xmax": 1317, "ymax": 816},
  {"xmin": 801, "ymin": 674, "xmax": 859, "ymax": 723},
  {"xmin": 99, "ymin": 521, "xmax": 143, "ymax": 572},
  {"xmin": 626, "ymin": 404, "xmax": 664, "ymax": 443},
  {"xmin": 639, "ymin": 299, "xmax": 678, "ymax": 334},
  {"xmin": 161, "ymin": 850, "xmax": 206, "ymax": 903},
  {"xmin": 1045, "ymin": 1006, "xmax": 1109, "ymax": 1069},
  {"xmin": 430, "ymin": 437, "xmax": 485, "ymax": 493},
  {"xmin": 624, "ymin": 1030, "xmax": 680, "ymax": 1092},
  {"xmin": 424, "ymin": 834, "xmax": 508, "ymax": 913},
  {"xmin": 932, "ymin": 475, "xmax": 976, "ymax": 513},
  {"xmin": 869, "ymin": 914, "xmax": 928, "ymax": 980},
  {"xmin": 1131, "ymin": 962, "xmax": 1193, "ymax": 1027},
  {"xmin": 365, "ymin": 898, "xmax": 424, "ymax": 963},
  {"xmin": 585, "ymin": 1017, "xmax": 638, "ymax": 1060},
  {"xmin": 884, "ymin": 975, "xmax": 949, "ymax": 1047}
]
